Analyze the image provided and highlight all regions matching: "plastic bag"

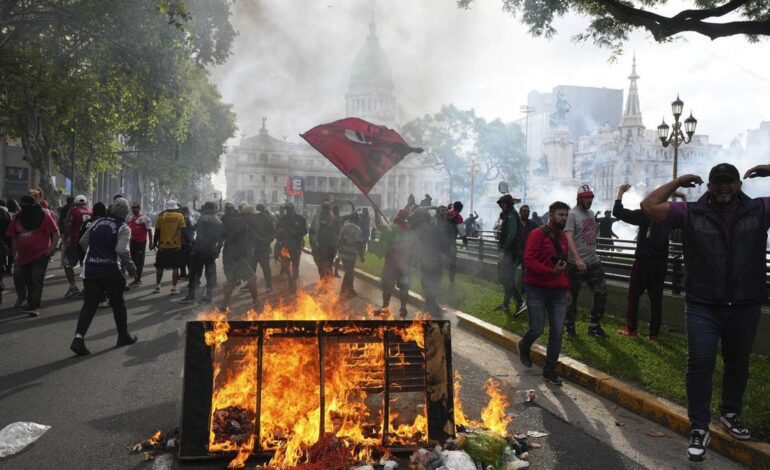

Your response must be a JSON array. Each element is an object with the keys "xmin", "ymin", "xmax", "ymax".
[
  {"xmin": 440, "ymin": 450, "xmax": 476, "ymax": 470},
  {"xmin": 0, "ymin": 422, "xmax": 51, "ymax": 458}
]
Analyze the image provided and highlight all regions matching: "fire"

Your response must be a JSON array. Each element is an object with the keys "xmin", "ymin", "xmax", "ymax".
[
  {"xmin": 453, "ymin": 371, "xmax": 481, "ymax": 429},
  {"xmin": 147, "ymin": 430, "xmax": 162, "ymax": 447},
  {"xmin": 198, "ymin": 283, "xmax": 430, "ymax": 468},
  {"xmin": 480, "ymin": 379, "xmax": 512, "ymax": 436}
]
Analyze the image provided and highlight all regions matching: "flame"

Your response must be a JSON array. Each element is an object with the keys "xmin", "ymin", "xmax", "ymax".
[
  {"xmin": 197, "ymin": 283, "xmax": 430, "ymax": 468},
  {"xmin": 480, "ymin": 378, "xmax": 512, "ymax": 436},
  {"xmin": 280, "ymin": 247, "xmax": 290, "ymax": 258},
  {"xmin": 453, "ymin": 371, "xmax": 481, "ymax": 428},
  {"xmin": 147, "ymin": 430, "xmax": 162, "ymax": 447}
]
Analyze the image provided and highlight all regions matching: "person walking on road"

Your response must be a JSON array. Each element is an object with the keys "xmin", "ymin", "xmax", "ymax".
[
  {"xmin": 62, "ymin": 195, "xmax": 92, "ymax": 298},
  {"xmin": 375, "ymin": 209, "xmax": 412, "ymax": 318},
  {"xmin": 337, "ymin": 212, "xmax": 365, "ymax": 298},
  {"xmin": 518, "ymin": 201, "xmax": 571, "ymax": 385},
  {"xmin": 275, "ymin": 203, "xmax": 307, "ymax": 291},
  {"xmin": 179, "ymin": 206, "xmax": 194, "ymax": 280},
  {"xmin": 564, "ymin": 184, "xmax": 608, "ymax": 339},
  {"xmin": 309, "ymin": 202, "xmax": 337, "ymax": 279},
  {"xmin": 614, "ymin": 184, "xmax": 678, "ymax": 340},
  {"xmin": 220, "ymin": 204, "xmax": 260, "ymax": 312},
  {"xmin": 6, "ymin": 195, "xmax": 59, "ymax": 316},
  {"xmin": 152, "ymin": 200, "xmax": 186, "ymax": 295},
  {"xmin": 127, "ymin": 202, "xmax": 152, "ymax": 287},
  {"xmin": 641, "ymin": 163, "xmax": 770, "ymax": 462},
  {"xmin": 515, "ymin": 204, "xmax": 540, "ymax": 296},
  {"xmin": 70, "ymin": 198, "xmax": 137, "ymax": 356},
  {"xmin": 410, "ymin": 209, "xmax": 444, "ymax": 318},
  {"xmin": 253, "ymin": 204, "xmax": 275, "ymax": 292},
  {"xmin": 494, "ymin": 195, "xmax": 527, "ymax": 317},
  {"xmin": 181, "ymin": 202, "xmax": 222, "ymax": 303}
]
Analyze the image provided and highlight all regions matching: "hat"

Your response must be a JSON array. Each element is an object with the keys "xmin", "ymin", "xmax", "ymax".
[
  {"xmin": 708, "ymin": 163, "xmax": 740, "ymax": 182},
  {"xmin": 166, "ymin": 200, "xmax": 179, "ymax": 210},
  {"xmin": 202, "ymin": 201, "xmax": 216, "ymax": 211},
  {"xmin": 110, "ymin": 197, "xmax": 130, "ymax": 220},
  {"xmin": 74, "ymin": 195, "xmax": 87, "ymax": 204},
  {"xmin": 241, "ymin": 204, "xmax": 256, "ymax": 215},
  {"xmin": 497, "ymin": 194, "xmax": 514, "ymax": 206},
  {"xmin": 577, "ymin": 184, "xmax": 594, "ymax": 198}
]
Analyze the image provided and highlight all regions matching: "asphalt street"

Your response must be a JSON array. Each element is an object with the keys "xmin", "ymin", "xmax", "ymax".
[{"xmin": 0, "ymin": 251, "xmax": 743, "ymax": 469}]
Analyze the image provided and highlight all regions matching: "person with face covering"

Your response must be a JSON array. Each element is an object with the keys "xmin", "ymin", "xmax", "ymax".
[
  {"xmin": 563, "ymin": 184, "xmax": 608, "ymax": 339},
  {"xmin": 309, "ymin": 202, "xmax": 337, "ymax": 279},
  {"xmin": 517, "ymin": 201, "xmax": 571, "ymax": 386},
  {"xmin": 69, "ymin": 198, "xmax": 137, "ymax": 356},
  {"xmin": 6, "ymin": 195, "xmax": 60, "ymax": 315},
  {"xmin": 642, "ymin": 162, "xmax": 770, "ymax": 462},
  {"xmin": 220, "ymin": 204, "xmax": 260, "ymax": 311},
  {"xmin": 410, "ymin": 209, "xmax": 444, "ymax": 318},
  {"xmin": 275, "ymin": 203, "xmax": 307, "ymax": 290}
]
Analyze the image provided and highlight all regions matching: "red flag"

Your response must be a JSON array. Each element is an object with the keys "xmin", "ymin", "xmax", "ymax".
[{"xmin": 300, "ymin": 117, "xmax": 423, "ymax": 194}]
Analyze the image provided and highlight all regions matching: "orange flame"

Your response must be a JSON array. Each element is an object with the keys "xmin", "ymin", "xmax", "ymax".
[
  {"xmin": 480, "ymin": 378, "xmax": 512, "ymax": 436},
  {"xmin": 453, "ymin": 371, "xmax": 481, "ymax": 428}
]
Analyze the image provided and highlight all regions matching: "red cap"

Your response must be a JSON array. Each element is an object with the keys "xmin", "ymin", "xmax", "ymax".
[{"xmin": 577, "ymin": 184, "xmax": 594, "ymax": 198}]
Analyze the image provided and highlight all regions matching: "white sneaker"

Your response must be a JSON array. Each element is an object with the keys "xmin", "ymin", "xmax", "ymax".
[
  {"xmin": 687, "ymin": 429, "xmax": 710, "ymax": 462},
  {"xmin": 170, "ymin": 287, "xmax": 178, "ymax": 295}
]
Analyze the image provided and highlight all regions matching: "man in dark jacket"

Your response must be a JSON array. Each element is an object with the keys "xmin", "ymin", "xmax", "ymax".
[
  {"xmin": 515, "ymin": 204, "xmax": 540, "ymax": 294},
  {"xmin": 494, "ymin": 195, "xmax": 526, "ymax": 316},
  {"xmin": 518, "ymin": 201, "xmax": 571, "ymax": 385},
  {"xmin": 410, "ymin": 209, "xmax": 444, "ymax": 317},
  {"xmin": 642, "ymin": 163, "xmax": 770, "ymax": 462},
  {"xmin": 181, "ymin": 202, "xmax": 222, "ymax": 303},
  {"xmin": 275, "ymin": 203, "xmax": 307, "ymax": 290},
  {"xmin": 309, "ymin": 202, "xmax": 337, "ymax": 279},
  {"xmin": 70, "ymin": 198, "xmax": 137, "ymax": 356},
  {"xmin": 614, "ymin": 184, "xmax": 678, "ymax": 340},
  {"xmin": 220, "ymin": 205, "xmax": 260, "ymax": 312},
  {"xmin": 254, "ymin": 204, "xmax": 275, "ymax": 291}
]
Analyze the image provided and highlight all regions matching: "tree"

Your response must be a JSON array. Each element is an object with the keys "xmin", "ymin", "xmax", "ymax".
[
  {"xmin": 401, "ymin": 105, "xmax": 527, "ymax": 203},
  {"xmin": 457, "ymin": 0, "xmax": 770, "ymax": 56}
]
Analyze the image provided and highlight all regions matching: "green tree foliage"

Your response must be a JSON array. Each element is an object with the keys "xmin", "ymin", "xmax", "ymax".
[
  {"xmin": 401, "ymin": 105, "xmax": 527, "ymax": 202},
  {"xmin": 457, "ymin": 0, "xmax": 770, "ymax": 56},
  {"xmin": 0, "ymin": 0, "xmax": 237, "ymax": 203}
]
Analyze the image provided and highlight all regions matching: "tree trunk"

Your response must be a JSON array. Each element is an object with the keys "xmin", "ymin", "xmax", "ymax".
[{"xmin": 18, "ymin": 104, "xmax": 61, "ymax": 207}]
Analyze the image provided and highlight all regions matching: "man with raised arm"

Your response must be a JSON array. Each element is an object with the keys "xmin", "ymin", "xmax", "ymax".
[{"xmin": 641, "ymin": 163, "xmax": 770, "ymax": 462}]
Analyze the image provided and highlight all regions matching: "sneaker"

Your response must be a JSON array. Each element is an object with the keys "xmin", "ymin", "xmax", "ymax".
[
  {"xmin": 24, "ymin": 308, "xmax": 39, "ymax": 317},
  {"xmin": 565, "ymin": 325, "xmax": 577, "ymax": 337},
  {"xmin": 70, "ymin": 337, "xmax": 90, "ymax": 356},
  {"xmin": 128, "ymin": 280, "xmax": 142, "ymax": 288},
  {"xmin": 64, "ymin": 287, "xmax": 80, "ymax": 298},
  {"xmin": 518, "ymin": 341, "xmax": 532, "ymax": 368},
  {"xmin": 494, "ymin": 304, "xmax": 510, "ymax": 314},
  {"xmin": 513, "ymin": 301, "xmax": 528, "ymax": 317},
  {"xmin": 170, "ymin": 287, "xmax": 178, "ymax": 295},
  {"xmin": 588, "ymin": 324, "xmax": 608, "ymax": 339},
  {"xmin": 617, "ymin": 327, "xmax": 638, "ymax": 337},
  {"xmin": 179, "ymin": 296, "xmax": 196, "ymax": 304},
  {"xmin": 721, "ymin": 413, "xmax": 751, "ymax": 440},
  {"xmin": 687, "ymin": 429, "xmax": 710, "ymax": 462},
  {"xmin": 152, "ymin": 285, "xmax": 161, "ymax": 293},
  {"xmin": 543, "ymin": 369, "xmax": 563, "ymax": 385},
  {"xmin": 14, "ymin": 297, "xmax": 26, "ymax": 308},
  {"xmin": 375, "ymin": 306, "xmax": 390, "ymax": 316},
  {"xmin": 116, "ymin": 333, "xmax": 138, "ymax": 347}
]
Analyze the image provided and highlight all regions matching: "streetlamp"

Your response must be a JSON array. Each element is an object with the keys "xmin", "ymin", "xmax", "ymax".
[
  {"xmin": 467, "ymin": 157, "xmax": 480, "ymax": 213},
  {"xmin": 657, "ymin": 94, "xmax": 697, "ymax": 180}
]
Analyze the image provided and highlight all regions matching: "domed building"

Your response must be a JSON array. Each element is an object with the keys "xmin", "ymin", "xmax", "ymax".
[{"xmin": 225, "ymin": 14, "xmax": 447, "ymax": 215}]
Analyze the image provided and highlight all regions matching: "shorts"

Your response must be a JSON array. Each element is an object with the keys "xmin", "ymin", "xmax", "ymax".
[
  {"xmin": 62, "ymin": 245, "xmax": 81, "ymax": 269},
  {"xmin": 155, "ymin": 248, "xmax": 185, "ymax": 270}
]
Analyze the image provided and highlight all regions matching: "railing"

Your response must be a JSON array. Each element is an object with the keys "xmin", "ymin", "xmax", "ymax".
[{"xmin": 457, "ymin": 231, "xmax": 770, "ymax": 294}]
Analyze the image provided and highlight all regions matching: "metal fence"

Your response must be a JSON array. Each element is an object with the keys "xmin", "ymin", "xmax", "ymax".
[{"xmin": 457, "ymin": 231, "xmax": 770, "ymax": 294}]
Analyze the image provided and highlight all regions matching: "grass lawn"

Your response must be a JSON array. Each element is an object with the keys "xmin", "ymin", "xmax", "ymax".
[{"xmin": 357, "ymin": 250, "xmax": 770, "ymax": 442}]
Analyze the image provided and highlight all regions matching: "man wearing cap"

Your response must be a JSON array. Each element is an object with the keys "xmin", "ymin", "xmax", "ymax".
[
  {"xmin": 70, "ymin": 198, "xmax": 137, "ymax": 356},
  {"xmin": 152, "ymin": 200, "xmax": 186, "ymax": 294},
  {"xmin": 494, "ymin": 194, "xmax": 527, "ymax": 316},
  {"xmin": 62, "ymin": 195, "xmax": 92, "ymax": 298},
  {"xmin": 564, "ymin": 184, "xmax": 608, "ymax": 339},
  {"xmin": 127, "ymin": 202, "xmax": 152, "ymax": 287},
  {"xmin": 642, "ymin": 163, "xmax": 770, "ymax": 462}
]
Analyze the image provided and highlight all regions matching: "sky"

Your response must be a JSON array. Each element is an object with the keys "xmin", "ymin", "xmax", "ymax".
[{"xmin": 208, "ymin": 0, "xmax": 770, "ymax": 192}]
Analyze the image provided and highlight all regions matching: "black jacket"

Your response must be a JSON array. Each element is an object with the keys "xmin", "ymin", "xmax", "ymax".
[{"xmin": 613, "ymin": 200, "xmax": 671, "ymax": 259}]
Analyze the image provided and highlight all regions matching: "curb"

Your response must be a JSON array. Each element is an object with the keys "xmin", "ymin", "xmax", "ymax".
[{"xmin": 338, "ymin": 256, "xmax": 770, "ymax": 469}]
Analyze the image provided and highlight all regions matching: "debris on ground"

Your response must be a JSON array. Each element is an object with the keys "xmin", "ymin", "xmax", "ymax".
[
  {"xmin": 130, "ymin": 428, "xmax": 178, "ymax": 460},
  {"xmin": 525, "ymin": 430, "xmax": 549, "ymax": 438},
  {"xmin": 646, "ymin": 429, "xmax": 666, "ymax": 438},
  {"xmin": 0, "ymin": 422, "xmax": 51, "ymax": 458}
]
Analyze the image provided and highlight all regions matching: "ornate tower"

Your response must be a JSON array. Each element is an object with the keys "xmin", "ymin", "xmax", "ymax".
[
  {"xmin": 619, "ymin": 54, "xmax": 644, "ymax": 131},
  {"xmin": 345, "ymin": 14, "xmax": 396, "ymax": 127}
]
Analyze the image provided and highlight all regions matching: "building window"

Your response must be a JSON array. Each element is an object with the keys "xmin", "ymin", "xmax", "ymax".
[
  {"xmin": 306, "ymin": 176, "xmax": 315, "ymax": 189},
  {"xmin": 330, "ymin": 178, "xmax": 337, "ymax": 189},
  {"xmin": 249, "ymin": 174, "xmax": 254, "ymax": 181},
  {"xmin": 261, "ymin": 175, "xmax": 266, "ymax": 183},
  {"xmin": 271, "ymin": 190, "xmax": 278, "ymax": 203}
]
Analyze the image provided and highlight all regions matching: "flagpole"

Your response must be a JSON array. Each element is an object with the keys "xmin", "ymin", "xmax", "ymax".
[{"xmin": 364, "ymin": 192, "xmax": 390, "ymax": 225}]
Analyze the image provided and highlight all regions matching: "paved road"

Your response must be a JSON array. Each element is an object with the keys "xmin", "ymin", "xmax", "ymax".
[{"xmin": 0, "ymin": 252, "xmax": 742, "ymax": 469}]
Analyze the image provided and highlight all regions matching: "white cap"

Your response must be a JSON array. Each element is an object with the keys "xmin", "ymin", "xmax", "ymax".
[
  {"xmin": 74, "ymin": 195, "xmax": 88, "ymax": 204},
  {"xmin": 166, "ymin": 200, "xmax": 179, "ymax": 210}
]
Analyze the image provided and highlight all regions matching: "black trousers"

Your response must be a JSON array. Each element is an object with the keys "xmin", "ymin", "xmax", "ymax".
[
  {"xmin": 18, "ymin": 256, "xmax": 49, "ymax": 308},
  {"xmin": 254, "ymin": 249, "xmax": 272, "ymax": 288},
  {"xmin": 341, "ymin": 257, "xmax": 356, "ymax": 295},
  {"xmin": 75, "ymin": 273, "xmax": 128, "ymax": 338},
  {"xmin": 130, "ymin": 241, "xmax": 146, "ymax": 278},
  {"xmin": 625, "ymin": 257, "xmax": 667, "ymax": 336},
  {"xmin": 187, "ymin": 253, "xmax": 217, "ymax": 298}
]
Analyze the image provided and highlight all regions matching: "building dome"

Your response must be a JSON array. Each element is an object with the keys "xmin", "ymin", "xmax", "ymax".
[{"xmin": 348, "ymin": 18, "xmax": 393, "ymax": 91}]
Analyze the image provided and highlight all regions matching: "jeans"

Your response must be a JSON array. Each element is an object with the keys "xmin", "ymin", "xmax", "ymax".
[
  {"xmin": 130, "ymin": 241, "xmax": 146, "ymax": 278},
  {"xmin": 187, "ymin": 253, "xmax": 217, "ymax": 299},
  {"xmin": 497, "ymin": 251, "xmax": 523, "ymax": 307},
  {"xmin": 566, "ymin": 262, "xmax": 607, "ymax": 327},
  {"xmin": 17, "ymin": 256, "xmax": 49, "ymax": 308},
  {"xmin": 625, "ymin": 258, "xmax": 667, "ymax": 335},
  {"xmin": 685, "ymin": 302, "xmax": 761, "ymax": 430},
  {"xmin": 520, "ymin": 285, "xmax": 568, "ymax": 371},
  {"xmin": 340, "ymin": 257, "xmax": 357, "ymax": 295},
  {"xmin": 75, "ymin": 273, "xmax": 129, "ymax": 338}
]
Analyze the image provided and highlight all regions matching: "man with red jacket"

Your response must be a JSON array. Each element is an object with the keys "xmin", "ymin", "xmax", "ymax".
[
  {"xmin": 127, "ymin": 202, "xmax": 152, "ymax": 287},
  {"xmin": 518, "ymin": 201, "xmax": 571, "ymax": 385}
]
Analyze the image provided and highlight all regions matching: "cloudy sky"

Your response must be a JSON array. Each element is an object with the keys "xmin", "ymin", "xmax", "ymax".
[{"xmin": 209, "ymin": 0, "xmax": 770, "ymax": 190}]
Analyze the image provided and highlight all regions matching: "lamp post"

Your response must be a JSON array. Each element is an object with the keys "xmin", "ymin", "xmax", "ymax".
[
  {"xmin": 657, "ymin": 94, "xmax": 698, "ymax": 180},
  {"xmin": 467, "ymin": 157, "xmax": 480, "ymax": 213}
]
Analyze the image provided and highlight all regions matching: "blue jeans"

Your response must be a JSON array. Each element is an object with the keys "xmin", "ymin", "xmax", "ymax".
[
  {"xmin": 685, "ymin": 301, "xmax": 761, "ymax": 430},
  {"xmin": 520, "ymin": 285, "xmax": 568, "ymax": 371}
]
